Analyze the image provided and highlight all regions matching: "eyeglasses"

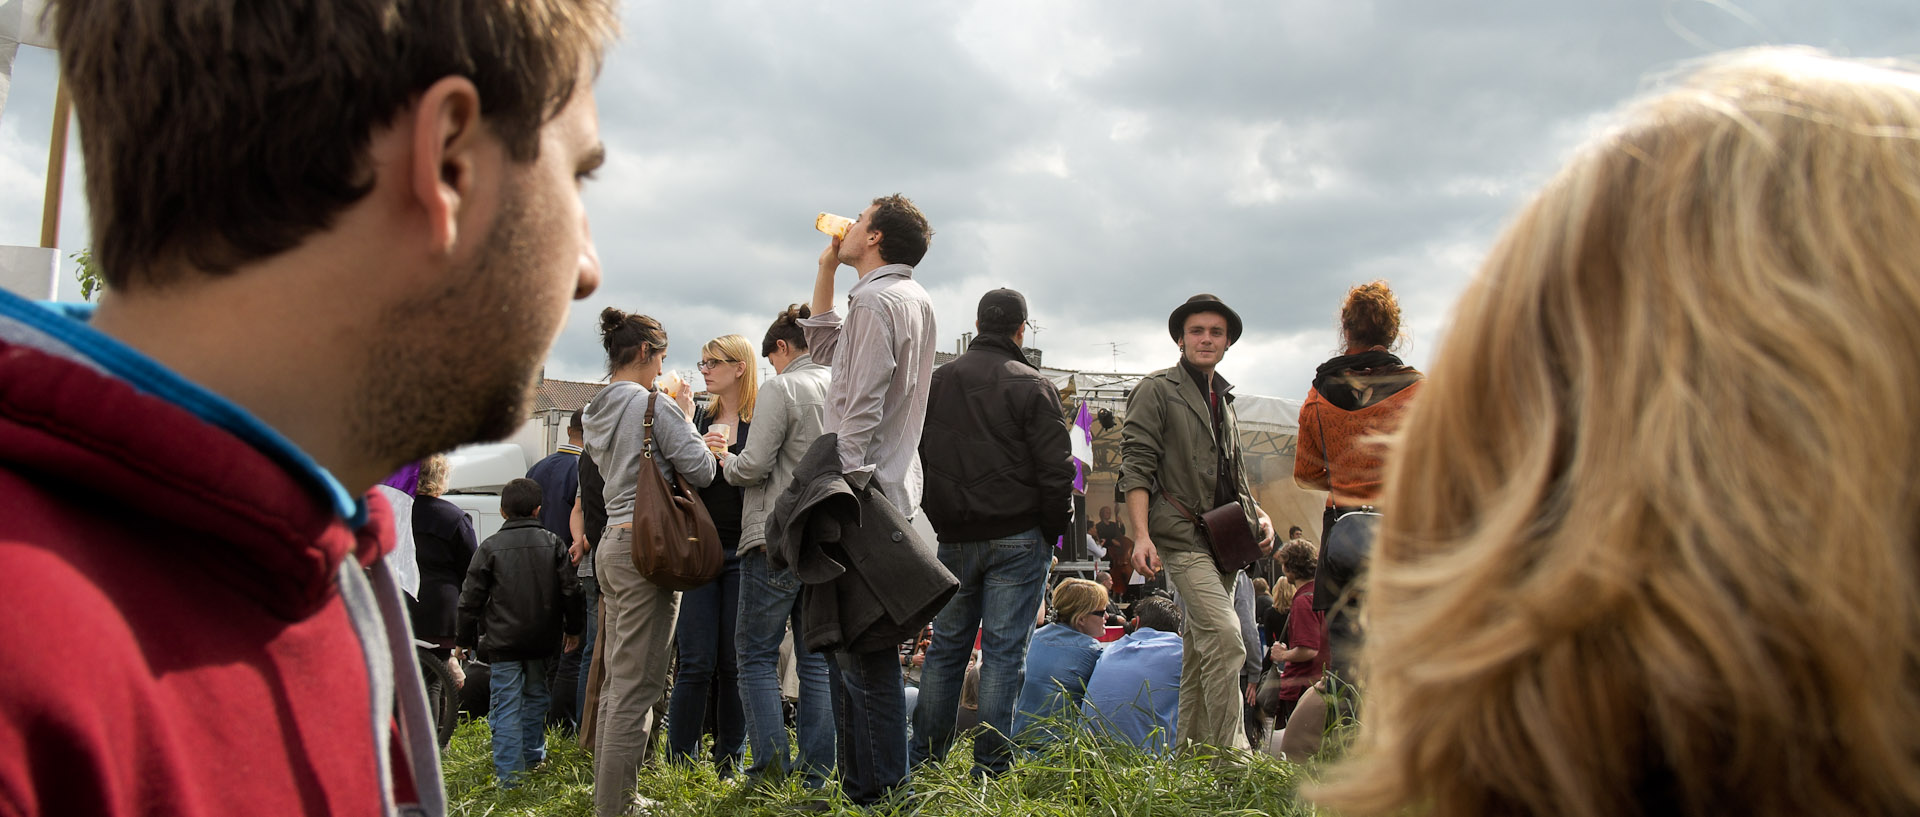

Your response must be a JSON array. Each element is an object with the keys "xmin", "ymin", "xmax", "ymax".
[{"xmin": 696, "ymin": 358, "xmax": 738, "ymax": 371}]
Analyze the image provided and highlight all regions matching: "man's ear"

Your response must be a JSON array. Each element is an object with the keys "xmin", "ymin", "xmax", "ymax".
[{"xmin": 409, "ymin": 76, "xmax": 488, "ymax": 255}]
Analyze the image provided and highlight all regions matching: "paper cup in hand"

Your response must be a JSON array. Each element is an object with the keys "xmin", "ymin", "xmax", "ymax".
[
  {"xmin": 815, "ymin": 212, "xmax": 853, "ymax": 239},
  {"xmin": 655, "ymin": 371, "xmax": 683, "ymax": 398}
]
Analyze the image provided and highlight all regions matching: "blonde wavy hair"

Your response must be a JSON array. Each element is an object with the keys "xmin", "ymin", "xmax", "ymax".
[
  {"xmin": 1269, "ymin": 576, "xmax": 1294, "ymax": 609},
  {"xmin": 701, "ymin": 334, "xmax": 758, "ymax": 422},
  {"xmin": 1316, "ymin": 49, "xmax": 1920, "ymax": 817},
  {"xmin": 415, "ymin": 453, "xmax": 450, "ymax": 498},
  {"xmin": 1051, "ymin": 578, "xmax": 1110, "ymax": 624}
]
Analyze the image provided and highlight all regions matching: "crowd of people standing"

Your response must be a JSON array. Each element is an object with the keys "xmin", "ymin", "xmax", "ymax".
[{"xmin": 461, "ymin": 191, "xmax": 1384, "ymax": 811}]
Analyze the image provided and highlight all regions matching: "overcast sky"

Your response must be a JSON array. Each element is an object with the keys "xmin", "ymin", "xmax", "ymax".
[{"xmin": 2, "ymin": 1, "xmax": 1916, "ymax": 397}]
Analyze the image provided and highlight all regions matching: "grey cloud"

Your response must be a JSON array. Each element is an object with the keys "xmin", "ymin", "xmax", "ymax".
[{"xmin": 8, "ymin": 0, "xmax": 1917, "ymax": 399}]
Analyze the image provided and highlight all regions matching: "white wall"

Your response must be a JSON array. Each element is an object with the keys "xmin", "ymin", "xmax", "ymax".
[{"xmin": 0, "ymin": 245, "xmax": 57, "ymax": 299}]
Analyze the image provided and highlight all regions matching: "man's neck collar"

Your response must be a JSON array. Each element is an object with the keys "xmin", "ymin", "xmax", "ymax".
[
  {"xmin": 970, "ymin": 333, "xmax": 1024, "ymax": 357},
  {"xmin": 1179, "ymin": 357, "xmax": 1215, "ymax": 384},
  {"xmin": 854, "ymin": 262, "xmax": 912, "ymax": 281}
]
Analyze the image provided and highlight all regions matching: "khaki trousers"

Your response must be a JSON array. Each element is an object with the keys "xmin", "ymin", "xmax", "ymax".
[
  {"xmin": 591, "ymin": 528, "xmax": 681, "ymax": 816},
  {"xmin": 1163, "ymin": 549, "xmax": 1250, "ymax": 752}
]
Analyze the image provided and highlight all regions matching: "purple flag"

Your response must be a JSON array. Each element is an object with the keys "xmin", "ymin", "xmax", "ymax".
[{"xmin": 1071, "ymin": 401, "xmax": 1094, "ymax": 494}]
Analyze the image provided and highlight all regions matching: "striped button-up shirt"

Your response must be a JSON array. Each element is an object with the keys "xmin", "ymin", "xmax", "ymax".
[{"xmin": 798, "ymin": 263, "xmax": 937, "ymax": 515}]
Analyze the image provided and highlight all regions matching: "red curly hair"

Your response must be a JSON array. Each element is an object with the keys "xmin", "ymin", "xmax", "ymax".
[{"xmin": 1340, "ymin": 280, "xmax": 1401, "ymax": 350}]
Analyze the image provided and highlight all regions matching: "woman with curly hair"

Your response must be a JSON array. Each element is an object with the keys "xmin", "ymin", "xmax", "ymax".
[
  {"xmin": 1316, "ymin": 49, "xmax": 1920, "ymax": 817},
  {"xmin": 1294, "ymin": 280, "xmax": 1424, "ymax": 545},
  {"xmin": 1293, "ymin": 282, "xmax": 1423, "ymax": 690}
]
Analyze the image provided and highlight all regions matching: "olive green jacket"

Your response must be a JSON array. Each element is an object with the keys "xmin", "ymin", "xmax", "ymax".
[{"xmin": 1117, "ymin": 362, "xmax": 1261, "ymax": 555}]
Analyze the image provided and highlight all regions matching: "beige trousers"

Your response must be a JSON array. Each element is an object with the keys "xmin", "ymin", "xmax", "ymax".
[
  {"xmin": 591, "ymin": 528, "xmax": 681, "ymax": 816},
  {"xmin": 1163, "ymin": 549, "xmax": 1250, "ymax": 752}
]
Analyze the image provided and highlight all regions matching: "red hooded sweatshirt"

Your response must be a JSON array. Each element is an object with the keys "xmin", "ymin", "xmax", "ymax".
[{"xmin": 0, "ymin": 296, "xmax": 439, "ymax": 816}]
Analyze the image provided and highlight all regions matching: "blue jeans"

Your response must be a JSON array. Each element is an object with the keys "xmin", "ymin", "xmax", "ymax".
[
  {"xmin": 669, "ymin": 551, "xmax": 745, "ymax": 771},
  {"xmin": 574, "ymin": 574, "xmax": 600, "ymax": 724},
  {"xmin": 907, "ymin": 527, "xmax": 1050, "ymax": 777},
  {"xmin": 735, "ymin": 548, "xmax": 834, "ymax": 784},
  {"xmin": 488, "ymin": 657, "xmax": 551, "ymax": 785},
  {"xmin": 830, "ymin": 647, "xmax": 909, "ymax": 805}
]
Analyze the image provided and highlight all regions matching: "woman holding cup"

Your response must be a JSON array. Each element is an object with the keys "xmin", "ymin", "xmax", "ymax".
[
  {"xmin": 583, "ymin": 309, "xmax": 710, "ymax": 814},
  {"xmin": 665, "ymin": 333, "xmax": 758, "ymax": 772}
]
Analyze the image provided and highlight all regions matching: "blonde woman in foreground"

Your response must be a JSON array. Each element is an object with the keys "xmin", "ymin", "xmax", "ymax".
[{"xmin": 1316, "ymin": 48, "xmax": 1920, "ymax": 817}]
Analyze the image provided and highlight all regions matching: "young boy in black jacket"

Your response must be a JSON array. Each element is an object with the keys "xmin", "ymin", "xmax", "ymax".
[{"xmin": 457, "ymin": 477, "xmax": 583, "ymax": 786}]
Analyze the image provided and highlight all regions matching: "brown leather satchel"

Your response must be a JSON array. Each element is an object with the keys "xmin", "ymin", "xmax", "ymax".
[
  {"xmin": 630, "ymin": 391, "xmax": 723, "ymax": 591},
  {"xmin": 1162, "ymin": 490, "xmax": 1263, "ymax": 574}
]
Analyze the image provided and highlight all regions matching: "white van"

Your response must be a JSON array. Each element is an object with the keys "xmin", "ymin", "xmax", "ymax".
[{"xmin": 439, "ymin": 442, "xmax": 531, "ymax": 543}]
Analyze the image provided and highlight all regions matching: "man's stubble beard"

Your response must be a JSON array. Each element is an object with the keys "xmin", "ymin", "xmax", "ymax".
[{"xmin": 348, "ymin": 187, "xmax": 562, "ymax": 471}]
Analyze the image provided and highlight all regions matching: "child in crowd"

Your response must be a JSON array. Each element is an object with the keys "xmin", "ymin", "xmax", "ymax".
[
  {"xmin": 457, "ymin": 478, "xmax": 583, "ymax": 787},
  {"xmin": 1268, "ymin": 541, "xmax": 1326, "ymax": 727}
]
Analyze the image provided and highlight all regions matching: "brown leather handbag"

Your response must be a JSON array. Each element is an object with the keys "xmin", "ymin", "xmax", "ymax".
[
  {"xmin": 1162, "ymin": 490, "xmax": 1263, "ymax": 574},
  {"xmin": 630, "ymin": 391, "xmax": 723, "ymax": 591}
]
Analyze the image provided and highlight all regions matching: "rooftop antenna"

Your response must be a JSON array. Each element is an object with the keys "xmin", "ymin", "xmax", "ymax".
[{"xmin": 1092, "ymin": 341, "xmax": 1128, "ymax": 371}]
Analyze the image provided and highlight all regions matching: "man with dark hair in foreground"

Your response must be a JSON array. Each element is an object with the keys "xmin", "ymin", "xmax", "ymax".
[{"xmin": 0, "ymin": 2, "xmax": 617, "ymax": 814}]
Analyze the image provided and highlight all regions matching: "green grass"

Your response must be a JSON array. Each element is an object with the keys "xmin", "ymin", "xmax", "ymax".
[{"xmin": 443, "ymin": 716, "xmax": 1318, "ymax": 816}]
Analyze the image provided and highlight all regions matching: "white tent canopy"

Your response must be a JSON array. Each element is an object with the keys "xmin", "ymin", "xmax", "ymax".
[{"xmin": 1036, "ymin": 367, "xmax": 1303, "ymax": 436}]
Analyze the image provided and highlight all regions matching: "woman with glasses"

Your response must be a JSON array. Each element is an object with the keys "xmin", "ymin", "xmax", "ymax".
[{"xmin": 666, "ymin": 334, "xmax": 758, "ymax": 773}]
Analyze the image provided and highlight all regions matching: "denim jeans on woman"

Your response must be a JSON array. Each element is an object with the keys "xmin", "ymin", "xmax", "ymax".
[
  {"xmin": 907, "ymin": 527, "xmax": 1051, "ymax": 777},
  {"xmin": 734, "ymin": 547, "xmax": 834, "ymax": 784},
  {"xmin": 668, "ymin": 548, "xmax": 745, "ymax": 772}
]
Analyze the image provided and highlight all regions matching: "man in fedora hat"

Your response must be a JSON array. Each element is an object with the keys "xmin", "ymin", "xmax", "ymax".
[{"xmin": 1117, "ymin": 293, "xmax": 1277, "ymax": 751}]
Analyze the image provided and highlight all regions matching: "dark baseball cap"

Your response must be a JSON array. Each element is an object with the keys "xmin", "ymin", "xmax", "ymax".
[{"xmin": 977, "ymin": 288, "xmax": 1028, "ymax": 335}]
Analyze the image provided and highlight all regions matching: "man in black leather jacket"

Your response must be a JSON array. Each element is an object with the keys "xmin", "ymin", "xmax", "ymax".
[
  {"xmin": 456, "ymin": 478, "xmax": 583, "ymax": 786},
  {"xmin": 910, "ymin": 288, "xmax": 1075, "ymax": 778}
]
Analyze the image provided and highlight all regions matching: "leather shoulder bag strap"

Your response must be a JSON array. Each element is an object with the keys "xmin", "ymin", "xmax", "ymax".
[
  {"xmin": 641, "ymin": 391, "xmax": 668, "ymax": 484},
  {"xmin": 1160, "ymin": 487, "xmax": 1206, "ymax": 533}
]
